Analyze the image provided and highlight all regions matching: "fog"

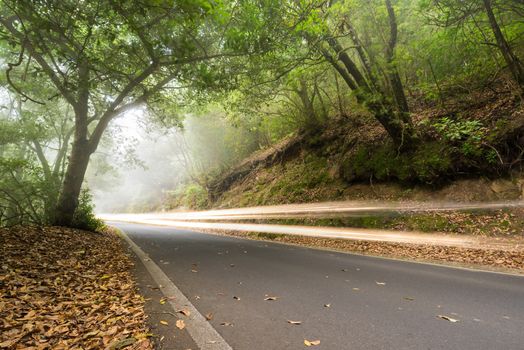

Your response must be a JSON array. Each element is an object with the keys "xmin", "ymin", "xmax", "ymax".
[
  {"xmin": 87, "ymin": 110, "xmax": 184, "ymax": 213},
  {"xmin": 88, "ymin": 108, "xmax": 261, "ymax": 213}
]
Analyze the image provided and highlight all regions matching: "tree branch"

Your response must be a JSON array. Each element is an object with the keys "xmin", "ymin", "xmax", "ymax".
[{"xmin": 0, "ymin": 16, "xmax": 78, "ymax": 107}]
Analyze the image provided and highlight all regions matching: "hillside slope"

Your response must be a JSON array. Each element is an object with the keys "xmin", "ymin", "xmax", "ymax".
[{"xmin": 210, "ymin": 85, "xmax": 524, "ymax": 208}]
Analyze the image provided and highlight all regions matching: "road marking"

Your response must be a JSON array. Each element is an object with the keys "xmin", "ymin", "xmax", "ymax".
[{"xmin": 118, "ymin": 228, "xmax": 233, "ymax": 350}]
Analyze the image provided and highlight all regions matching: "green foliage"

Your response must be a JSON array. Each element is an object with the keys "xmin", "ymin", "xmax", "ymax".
[
  {"xmin": 71, "ymin": 189, "xmax": 105, "ymax": 232},
  {"xmin": 433, "ymin": 117, "xmax": 488, "ymax": 158},
  {"xmin": 238, "ymin": 154, "xmax": 334, "ymax": 206},
  {"xmin": 169, "ymin": 183, "xmax": 209, "ymax": 210}
]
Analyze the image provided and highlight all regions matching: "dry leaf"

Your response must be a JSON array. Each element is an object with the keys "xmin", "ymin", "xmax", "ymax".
[
  {"xmin": 233, "ymin": 296, "xmax": 240, "ymax": 300},
  {"xmin": 178, "ymin": 309, "xmax": 191, "ymax": 317},
  {"xmin": 220, "ymin": 322, "xmax": 233, "ymax": 326},
  {"xmin": 437, "ymin": 315, "xmax": 459, "ymax": 323},
  {"xmin": 287, "ymin": 320, "xmax": 302, "ymax": 325},
  {"xmin": 176, "ymin": 320, "xmax": 186, "ymax": 329},
  {"xmin": 160, "ymin": 320, "xmax": 169, "ymax": 326},
  {"xmin": 205, "ymin": 313, "xmax": 213, "ymax": 321},
  {"xmin": 375, "ymin": 282, "xmax": 386, "ymax": 285},
  {"xmin": 324, "ymin": 304, "xmax": 331, "ymax": 308},
  {"xmin": 304, "ymin": 339, "xmax": 320, "ymax": 346},
  {"xmin": 264, "ymin": 296, "xmax": 278, "ymax": 301}
]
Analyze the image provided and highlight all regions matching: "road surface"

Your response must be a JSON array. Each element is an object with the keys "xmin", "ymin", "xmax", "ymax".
[{"xmin": 114, "ymin": 222, "xmax": 524, "ymax": 350}]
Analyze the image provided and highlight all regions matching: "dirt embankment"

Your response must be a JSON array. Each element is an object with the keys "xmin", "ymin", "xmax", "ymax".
[{"xmin": 209, "ymin": 85, "xmax": 524, "ymax": 209}]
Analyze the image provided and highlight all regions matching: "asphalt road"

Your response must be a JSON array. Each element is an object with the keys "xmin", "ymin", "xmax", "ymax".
[{"xmin": 114, "ymin": 222, "xmax": 524, "ymax": 350}]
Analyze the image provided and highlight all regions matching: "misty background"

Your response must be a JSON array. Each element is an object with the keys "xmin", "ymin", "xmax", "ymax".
[{"xmin": 87, "ymin": 107, "xmax": 265, "ymax": 213}]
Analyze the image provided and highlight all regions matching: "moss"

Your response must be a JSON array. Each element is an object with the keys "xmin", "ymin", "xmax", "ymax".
[{"xmin": 341, "ymin": 141, "xmax": 453, "ymax": 184}]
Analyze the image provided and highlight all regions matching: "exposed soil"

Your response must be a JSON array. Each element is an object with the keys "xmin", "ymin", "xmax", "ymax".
[{"xmin": 0, "ymin": 226, "xmax": 152, "ymax": 350}]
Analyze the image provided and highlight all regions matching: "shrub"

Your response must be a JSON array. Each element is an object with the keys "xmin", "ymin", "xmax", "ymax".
[
  {"xmin": 182, "ymin": 184, "xmax": 209, "ymax": 209},
  {"xmin": 433, "ymin": 117, "xmax": 486, "ymax": 157},
  {"xmin": 72, "ymin": 189, "xmax": 105, "ymax": 232}
]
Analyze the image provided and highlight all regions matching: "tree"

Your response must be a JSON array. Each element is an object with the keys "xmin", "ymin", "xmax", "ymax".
[
  {"xmin": 308, "ymin": 0, "xmax": 416, "ymax": 148},
  {"xmin": 0, "ymin": 102, "xmax": 69, "ymax": 225},
  {"xmin": 0, "ymin": 0, "xmax": 244, "ymax": 225},
  {"xmin": 482, "ymin": 0, "xmax": 524, "ymax": 89},
  {"xmin": 426, "ymin": 0, "xmax": 524, "ymax": 91}
]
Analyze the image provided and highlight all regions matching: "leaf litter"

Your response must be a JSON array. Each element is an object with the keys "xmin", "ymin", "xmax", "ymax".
[{"xmin": 0, "ymin": 226, "xmax": 152, "ymax": 349}]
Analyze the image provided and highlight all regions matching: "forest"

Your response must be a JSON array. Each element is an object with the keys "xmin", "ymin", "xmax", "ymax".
[{"xmin": 1, "ymin": 0, "xmax": 523, "ymax": 227}]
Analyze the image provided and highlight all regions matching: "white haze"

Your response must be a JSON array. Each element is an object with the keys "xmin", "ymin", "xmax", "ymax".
[
  {"xmin": 88, "ymin": 107, "xmax": 259, "ymax": 213},
  {"xmin": 88, "ymin": 110, "xmax": 188, "ymax": 213}
]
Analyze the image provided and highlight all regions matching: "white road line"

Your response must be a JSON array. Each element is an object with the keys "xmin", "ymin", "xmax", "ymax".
[{"xmin": 119, "ymin": 229, "xmax": 233, "ymax": 350}]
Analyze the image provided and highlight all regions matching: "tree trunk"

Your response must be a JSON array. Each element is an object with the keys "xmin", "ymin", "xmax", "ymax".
[
  {"xmin": 483, "ymin": 0, "xmax": 524, "ymax": 89},
  {"xmin": 385, "ymin": 0, "xmax": 410, "ymax": 115},
  {"xmin": 365, "ymin": 95, "xmax": 417, "ymax": 150},
  {"xmin": 53, "ymin": 138, "xmax": 92, "ymax": 226}
]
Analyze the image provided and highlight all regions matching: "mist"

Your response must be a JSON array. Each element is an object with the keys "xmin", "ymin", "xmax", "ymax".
[{"xmin": 88, "ymin": 108, "xmax": 261, "ymax": 213}]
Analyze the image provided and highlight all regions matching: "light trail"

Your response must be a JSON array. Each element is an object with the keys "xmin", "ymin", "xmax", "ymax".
[
  {"xmin": 101, "ymin": 200, "xmax": 524, "ymax": 250},
  {"xmin": 104, "ymin": 215, "xmax": 475, "ymax": 247},
  {"xmin": 102, "ymin": 200, "xmax": 524, "ymax": 221}
]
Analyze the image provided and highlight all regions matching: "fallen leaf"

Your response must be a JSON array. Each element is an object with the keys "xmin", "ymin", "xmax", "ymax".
[
  {"xmin": 324, "ymin": 304, "xmax": 331, "ymax": 308},
  {"xmin": 233, "ymin": 296, "xmax": 240, "ymax": 300},
  {"xmin": 160, "ymin": 297, "xmax": 167, "ymax": 305},
  {"xmin": 176, "ymin": 320, "xmax": 186, "ymax": 329},
  {"xmin": 178, "ymin": 309, "xmax": 191, "ymax": 317},
  {"xmin": 304, "ymin": 339, "xmax": 320, "ymax": 346},
  {"xmin": 107, "ymin": 337, "xmax": 136, "ymax": 349},
  {"xmin": 352, "ymin": 288, "xmax": 360, "ymax": 291},
  {"xmin": 264, "ymin": 296, "xmax": 278, "ymax": 301},
  {"xmin": 205, "ymin": 313, "xmax": 213, "ymax": 321},
  {"xmin": 375, "ymin": 282, "xmax": 386, "ymax": 285},
  {"xmin": 191, "ymin": 269, "xmax": 198, "ymax": 273},
  {"xmin": 287, "ymin": 320, "xmax": 302, "ymax": 325},
  {"xmin": 160, "ymin": 320, "xmax": 169, "ymax": 326},
  {"xmin": 437, "ymin": 315, "xmax": 459, "ymax": 323},
  {"xmin": 220, "ymin": 322, "xmax": 233, "ymax": 326}
]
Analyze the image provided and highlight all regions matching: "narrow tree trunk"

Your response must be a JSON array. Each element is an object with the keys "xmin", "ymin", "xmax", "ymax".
[
  {"xmin": 297, "ymin": 79, "xmax": 318, "ymax": 129},
  {"xmin": 385, "ymin": 0, "xmax": 410, "ymax": 115},
  {"xmin": 53, "ymin": 138, "xmax": 92, "ymax": 226},
  {"xmin": 483, "ymin": 0, "xmax": 524, "ymax": 89}
]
